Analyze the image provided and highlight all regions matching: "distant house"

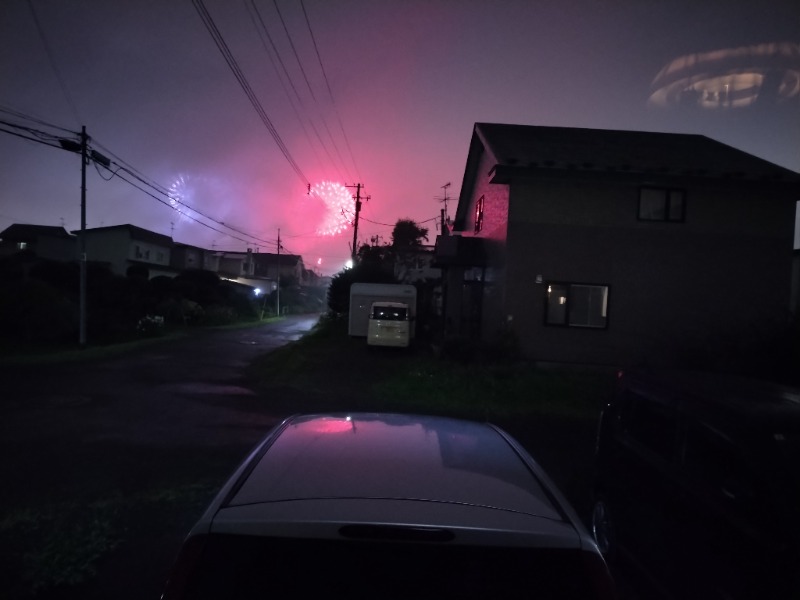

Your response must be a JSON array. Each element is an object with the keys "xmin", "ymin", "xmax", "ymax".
[
  {"xmin": 205, "ymin": 250, "xmax": 256, "ymax": 280},
  {"xmin": 252, "ymin": 252, "xmax": 306, "ymax": 284},
  {"xmin": 171, "ymin": 242, "xmax": 207, "ymax": 272},
  {"xmin": 394, "ymin": 245, "xmax": 441, "ymax": 283},
  {"xmin": 437, "ymin": 123, "xmax": 800, "ymax": 367},
  {"xmin": 79, "ymin": 224, "xmax": 174, "ymax": 278},
  {"xmin": 0, "ymin": 224, "xmax": 76, "ymax": 261}
]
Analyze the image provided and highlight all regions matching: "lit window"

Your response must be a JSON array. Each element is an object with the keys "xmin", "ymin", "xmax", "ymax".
[
  {"xmin": 474, "ymin": 195, "xmax": 485, "ymax": 233},
  {"xmin": 639, "ymin": 187, "xmax": 685, "ymax": 222},
  {"xmin": 545, "ymin": 282, "xmax": 609, "ymax": 328},
  {"xmin": 17, "ymin": 242, "xmax": 28, "ymax": 250}
]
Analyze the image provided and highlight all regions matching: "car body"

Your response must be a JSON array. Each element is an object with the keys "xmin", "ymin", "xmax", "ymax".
[
  {"xmin": 592, "ymin": 369, "xmax": 800, "ymax": 599},
  {"xmin": 163, "ymin": 413, "xmax": 616, "ymax": 599}
]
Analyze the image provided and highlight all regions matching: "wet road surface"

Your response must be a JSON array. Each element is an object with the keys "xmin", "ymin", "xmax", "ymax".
[{"xmin": 0, "ymin": 315, "xmax": 318, "ymax": 600}]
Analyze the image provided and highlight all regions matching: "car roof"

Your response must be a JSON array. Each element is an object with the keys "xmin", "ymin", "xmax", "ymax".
[
  {"xmin": 227, "ymin": 413, "xmax": 561, "ymax": 521},
  {"xmin": 621, "ymin": 369, "xmax": 800, "ymax": 428}
]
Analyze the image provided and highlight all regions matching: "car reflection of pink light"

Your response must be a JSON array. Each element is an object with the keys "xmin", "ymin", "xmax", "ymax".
[
  {"xmin": 300, "ymin": 417, "xmax": 355, "ymax": 435},
  {"xmin": 310, "ymin": 181, "xmax": 352, "ymax": 236}
]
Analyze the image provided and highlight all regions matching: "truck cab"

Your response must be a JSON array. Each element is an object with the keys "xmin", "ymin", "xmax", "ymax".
[{"xmin": 367, "ymin": 301, "xmax": 411, "ymax": 347}]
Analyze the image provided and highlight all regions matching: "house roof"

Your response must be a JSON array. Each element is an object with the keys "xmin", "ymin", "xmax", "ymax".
[
  {"xmin": 454, "ymin": 122, "xmax": 800, "ymax": 231},
  {"xmin": 472, "ymin": 123, "xmax": 800, "ymax": 184},
  {"xmin": 77, "ymin": 224, "xmax": 173, "ymax": 246},
  {"xmin": 0, "ymin": 223, "xmax": 75, "ymax": 241},
  {"xmin": 252, "ymin": 252, "xmax": 303, "ymax": 267}
]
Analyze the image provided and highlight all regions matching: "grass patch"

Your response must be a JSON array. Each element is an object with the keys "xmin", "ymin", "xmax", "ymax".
[
  {"xmin": 374, "ymin": 361, "xmax": 614, "ymax": 420},
  {"xmin": 246, "ymin": 314, "xmax": 615, "ymax": 420},
  {"xmin": 0, "ymin": 482, "xmax": 218, "ymax": 597}
]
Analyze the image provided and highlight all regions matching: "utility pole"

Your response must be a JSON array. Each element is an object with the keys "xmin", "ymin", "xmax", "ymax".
[
  {"xmin": 346, "ymin": 183, "xmax": 369, "ymax": 262},
  {"xmin": 276, "ymin": 228, "xmax": 281, "ymax": 317},
  {"xmin": 58, "ymin": 126, "xmax": 109, "ymax": 347},
  {"xmin": 79, "ymin": 126, "xmax": 88, "ymax": 347}
]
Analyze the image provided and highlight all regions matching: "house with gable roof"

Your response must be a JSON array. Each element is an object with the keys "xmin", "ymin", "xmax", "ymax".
[
  {"xmin": 436, "ymin": 123, "xmax": 800, "ymax": 367},
  {"xmin": 79, "ymin": 224, "xmax": 174, "ymax": 278},
  {"xmin": 0, "ymin": 223, "xmax": 76, "ymax": 261}
]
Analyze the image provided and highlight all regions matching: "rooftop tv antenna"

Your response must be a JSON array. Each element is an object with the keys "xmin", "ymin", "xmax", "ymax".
[{"xmin": 436, "ymin": 182, "xmax": 452, "ymax": 221}]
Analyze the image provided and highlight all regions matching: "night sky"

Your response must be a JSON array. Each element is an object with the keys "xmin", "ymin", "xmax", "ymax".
[{"xmin": 1, "ymin": 0, "xmax": 798, "ymax": 274}]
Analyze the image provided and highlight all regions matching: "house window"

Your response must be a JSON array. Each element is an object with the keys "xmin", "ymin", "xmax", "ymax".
[
  {"xmin": 638, "ymin": 187, "xmax": 685, "ymax": 222},
  {"xmin": 17, "ymin": 242, "xmax": 28, "ymax": 250},
  {"xmin": 545, "ymin": 282, "xmax": 608, "ymax": 328},
  {"xmin": 474, "ymin": 195, "xmax": 485, "ymax": 233}
]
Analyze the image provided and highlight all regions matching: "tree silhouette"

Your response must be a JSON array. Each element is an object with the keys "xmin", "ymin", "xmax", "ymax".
[{"xmin": 391, "ymin": 219, "xmax": 429, "ymax": 250}]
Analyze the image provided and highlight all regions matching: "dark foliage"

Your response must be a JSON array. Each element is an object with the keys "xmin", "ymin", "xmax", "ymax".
[
  {"xmin": 0, "ymin": 255, "xmax": 319, "ymax": 350},
  {"xmin": 391, "ymin": 219, "xmax": 428, "ymax": 249}
]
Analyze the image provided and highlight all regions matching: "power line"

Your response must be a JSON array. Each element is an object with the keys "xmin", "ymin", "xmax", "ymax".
[
  {"xmin": 272, "ymin": 0, "xmax": 352, "ymax": 181},
  {"xmin": 191, "ymin": 0, "xmax": 309, "ymax": 186},
  {"xmin": 0, "ymin": 111, "xmax": 283, "ymax": 249},
  {"xmin": 26, "ymin": 0, "xmax": 83, "ymax": 126},
  {"xmin": 246, "ymin": 0, "xmax": 344, "ymax": 182},
  {"xmin": 300, "ymin": 0, "xmax": 361, "ymax": 181}
]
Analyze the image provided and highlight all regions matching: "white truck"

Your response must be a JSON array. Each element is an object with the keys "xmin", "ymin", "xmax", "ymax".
[
  {"xmin": 367, "ymin": 301, "xmax": 411, "ymax": 347},
  {"xmin": 348, "ymin": 283, "xmax": 416, "ymax": 338}
]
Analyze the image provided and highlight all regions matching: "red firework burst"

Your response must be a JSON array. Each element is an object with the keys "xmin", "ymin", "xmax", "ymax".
[{"xmin": 310, "ymin": 181, "xmax": 352, "ymax": 236}]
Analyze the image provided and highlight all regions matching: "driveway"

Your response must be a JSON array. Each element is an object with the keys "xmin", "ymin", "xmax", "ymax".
[{"xmin": 0, "ymin": 315, "xmax": 319, "ymax": 600}]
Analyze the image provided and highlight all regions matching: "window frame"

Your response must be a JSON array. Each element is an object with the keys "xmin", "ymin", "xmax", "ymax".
[
  {"xmin": 474, "ymin": 195, "xmax": 485, "ymax": 234},
  {"xmin": 638, "ymin": 186, "xmax": 686, "ymax": 223},
  {"xmin": 544, "ymin": 281, "xmax": 609, "ymax": 329}
]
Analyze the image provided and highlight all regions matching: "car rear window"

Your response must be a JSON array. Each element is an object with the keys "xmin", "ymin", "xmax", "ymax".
[{"xmin": 183, "ymin": 534, "xmax": 604, "ymax": 599}]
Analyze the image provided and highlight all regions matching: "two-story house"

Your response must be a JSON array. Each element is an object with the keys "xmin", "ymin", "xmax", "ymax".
[
  {"xmin": 437, "ymin": 123, "xmax": 800, "ymax": 367},
  {"xmin": 252, "ymin": 252, "xmax": 306, "ymax": 285},
  {"xmin": 79, "ymin": 224, "xmax": 174, "ymax": 278},
  {"xmin": 0, "ymin": 224, "xmax": 76, "ymax": 261}
]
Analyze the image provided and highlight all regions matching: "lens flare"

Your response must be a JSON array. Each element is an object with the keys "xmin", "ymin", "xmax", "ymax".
[{"xmin": 310, "ymin": 181, "xmax": 352, "ymax": 236}]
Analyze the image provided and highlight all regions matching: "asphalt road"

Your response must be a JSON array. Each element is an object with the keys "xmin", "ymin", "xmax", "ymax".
[
  {"xmin": 0, "ymin": 315, "xmax": 318, "ymax": 447},
  {"xmin": 0, "ymin": 315, "xmax": 319, "ymax": 600}
]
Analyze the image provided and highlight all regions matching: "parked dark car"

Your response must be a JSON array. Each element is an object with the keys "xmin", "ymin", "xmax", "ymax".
[
  {"xmin": 163, "ymin": 413, "xmax": 616, "ymax": 599},
  {"xmin": 592, "ymin": 369, "xmax": 800, "ymax": 599}
]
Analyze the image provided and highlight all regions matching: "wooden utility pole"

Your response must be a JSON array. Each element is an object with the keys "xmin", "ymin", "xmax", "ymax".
[
  {"xmin": 276, "ymin": 228, "xmax": 281, "ymax": 316},
  {"xmin": 58, "ymin": 126, "xmax": 109, "ymax": 347},
  {"xmin": 346, "ymin": 183, "xmax": 368, "ymax": 262},
  {"xmin": 79, "ymin": 126, "xmax": 88, "ymax": 347}
]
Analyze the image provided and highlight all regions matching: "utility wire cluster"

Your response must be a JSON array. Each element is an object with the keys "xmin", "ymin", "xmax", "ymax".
[
  {"xmin": 0, "ymin": 107, "xmax": 286, "ymax": 251},
  {"xmin": 5, "ymin": 2, "xmax": 446, "ymax": 255}
]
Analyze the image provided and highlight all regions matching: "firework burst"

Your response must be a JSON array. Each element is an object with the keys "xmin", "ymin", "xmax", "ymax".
[
  {"xmin": 310, "ymin": 181, "xmax": 352, "ymax": 236},
  {"xmin": 168, "ymin": 174, "xmax": 194, "ymax": 222}
]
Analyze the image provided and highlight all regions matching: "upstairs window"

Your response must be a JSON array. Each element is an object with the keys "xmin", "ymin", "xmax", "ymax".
[
  {"xmin": 474, "ymin": 195, "xmax": 485, "ymax": 233},
  {"xmin": 545, "ymin": 282, "xmax": 609, "ymax": 329},
  {"xmin": 639, "ymin": 187, "xmax": 685, "ymax": 222}
]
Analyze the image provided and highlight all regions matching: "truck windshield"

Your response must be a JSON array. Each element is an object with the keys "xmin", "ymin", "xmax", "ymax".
[{"xmin": 372, "ymin": 306, "xmax": 407, "ymax": 321}]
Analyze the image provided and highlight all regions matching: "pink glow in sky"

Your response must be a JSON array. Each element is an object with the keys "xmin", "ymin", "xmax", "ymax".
[{"xmin": 1, "ymin": 0, "xmax": 798, "ymax": 274}]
